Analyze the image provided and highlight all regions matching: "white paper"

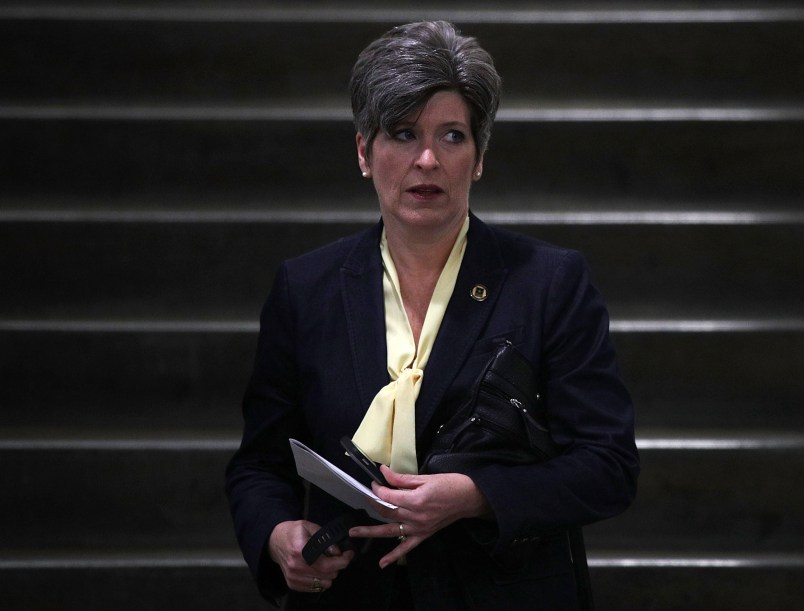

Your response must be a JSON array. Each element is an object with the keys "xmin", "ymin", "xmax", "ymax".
[{"xmin": 289, "ymin": 438, "xmax": 396, "ymax": 522}]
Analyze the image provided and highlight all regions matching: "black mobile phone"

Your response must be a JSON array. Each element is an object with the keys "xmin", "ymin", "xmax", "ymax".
[{"xmin": 340, "ymin": 436, "xmax": 394, "ymax": 488}]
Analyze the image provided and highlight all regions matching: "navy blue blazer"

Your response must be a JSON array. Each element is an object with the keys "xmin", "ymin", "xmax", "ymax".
[{"xmin": 226, "ymin": 213, "xmax": 639, "ymax": 610}]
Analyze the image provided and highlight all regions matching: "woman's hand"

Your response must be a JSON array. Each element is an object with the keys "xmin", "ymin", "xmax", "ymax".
[
  {"xmin": 349, "ymin": 465, "xmax": 491, "ymax": 569},
  {"xmin": 268, "ymin": 520, "xmax": 355, "ymax": 592}
]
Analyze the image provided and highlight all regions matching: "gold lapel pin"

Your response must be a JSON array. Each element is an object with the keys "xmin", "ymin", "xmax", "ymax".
[{"xmin": 470, "ymin": 284, "xmax": 488, "ymax": 302}]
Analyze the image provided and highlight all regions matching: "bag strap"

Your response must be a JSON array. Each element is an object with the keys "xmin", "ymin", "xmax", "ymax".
[{"xmin": 568, "ymin": 527, "xmax": 595, "ymax": 611}]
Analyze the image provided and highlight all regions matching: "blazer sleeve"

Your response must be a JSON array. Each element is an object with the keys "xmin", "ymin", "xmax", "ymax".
[
  {"xmin": 465, "ymin": 249, "xmax": 639, "ymax": 556},
  {"xmin": 224, "ymin": 263, "xmax": 306, "ymax": 602}
]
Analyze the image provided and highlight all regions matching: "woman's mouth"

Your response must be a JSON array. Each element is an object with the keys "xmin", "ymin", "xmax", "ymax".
[{"xmin": 407, "ymin": 184, "xmax": 444, "ymax": 199}]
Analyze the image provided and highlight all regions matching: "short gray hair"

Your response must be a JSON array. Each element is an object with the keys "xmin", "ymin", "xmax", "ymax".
[{"xmin": 349, "ymin": 21, "xmax": 502, "ymax": 161}]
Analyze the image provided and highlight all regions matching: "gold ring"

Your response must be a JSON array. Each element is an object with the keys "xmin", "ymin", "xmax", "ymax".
[
  {"xmin": 397, "ymin": 523, "xmax": 407, "ymax": 542},
  {"xmin": 311, "ymin": 576, "xmax": 323, "ymax": 593}
]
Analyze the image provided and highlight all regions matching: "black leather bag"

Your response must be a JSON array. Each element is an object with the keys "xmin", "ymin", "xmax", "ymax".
[
  {"xmin": 422, "ymin": 340, "xmax": 595, "ymax": 611},
  {"xmin": 421, "ymin": 340, "xmax": 556, "ymax": 475}
]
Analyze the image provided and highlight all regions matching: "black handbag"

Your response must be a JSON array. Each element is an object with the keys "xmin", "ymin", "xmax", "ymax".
[
  {"xmin": 421, "ymin": 340, "xmax": 555, "ymax": 474},
  {"xmin": 422, "ymin": 340, "xmax": 595, "ymax": 611}
]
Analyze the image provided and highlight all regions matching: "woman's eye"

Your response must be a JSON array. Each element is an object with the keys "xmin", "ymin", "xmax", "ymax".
[
  {"xmin": 445, "ymin": 130, "xmax": 466, "ymax": 143},
  {"xmin": 393, "ymin": 129, "xmax": 415, "ymax": 142}
]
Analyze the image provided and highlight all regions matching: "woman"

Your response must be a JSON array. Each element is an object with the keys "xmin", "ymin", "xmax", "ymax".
[{"xmin": 226, "ymin": 21, "xmax": 639, "ymax": 610}]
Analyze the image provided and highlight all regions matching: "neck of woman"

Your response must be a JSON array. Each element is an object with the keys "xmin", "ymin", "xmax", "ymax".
[
  {"xmin": 384, "ymin": 219, "xmax": 464, "ymax": 346},
  {"xmin": 383, "ymin": 211, "xmax": 466, "ymax": 276}
]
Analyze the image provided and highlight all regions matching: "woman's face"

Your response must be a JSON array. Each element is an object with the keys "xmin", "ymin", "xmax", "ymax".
[{"xmin": 357, "ymin": 90, "xmax": 483, "ymax": 238}]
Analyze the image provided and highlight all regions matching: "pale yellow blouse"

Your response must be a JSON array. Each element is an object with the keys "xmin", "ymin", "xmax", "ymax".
[{"xmin": 352, "ymin": 217, "xmax": 470, "ymax": 474}]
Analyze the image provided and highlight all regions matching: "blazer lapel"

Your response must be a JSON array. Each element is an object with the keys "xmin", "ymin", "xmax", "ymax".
[
  {"xmin": 340, "ymin": 222, "xmax": 389, "ymax": 415},
  {"xmin": 415, "ymin": 214, "xmax": 508, "ymax": 439}
]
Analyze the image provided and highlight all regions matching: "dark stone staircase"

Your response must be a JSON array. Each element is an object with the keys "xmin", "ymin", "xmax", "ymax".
[{"xmin": 2, "ymin": 2, "xmax": 803, "ymax": 609}]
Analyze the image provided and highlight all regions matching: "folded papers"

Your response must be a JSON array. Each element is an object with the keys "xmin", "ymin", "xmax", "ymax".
[{"xmin": 289, "ymin": 438, "xmax": 396, "ymax": 522}]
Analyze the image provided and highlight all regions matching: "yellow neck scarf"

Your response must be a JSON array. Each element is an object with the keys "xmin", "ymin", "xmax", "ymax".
[{"xmin": 352, "ymin": 217, "xmax": 470, "ymax": 474}]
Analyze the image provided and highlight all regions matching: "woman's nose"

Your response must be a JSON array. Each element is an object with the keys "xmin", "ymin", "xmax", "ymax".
[{"xmin": 415, "ymin": 146, "xmax": 440, "ymax": 170}]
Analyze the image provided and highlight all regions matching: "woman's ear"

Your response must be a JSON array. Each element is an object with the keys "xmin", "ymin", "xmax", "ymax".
[
  {"xmin": 472, "ymin": 156, "xmax": 484, "ymax": 181},
  {"xmin": 356, "ymin": 133, "xmax": 371, "ymax": 178}
]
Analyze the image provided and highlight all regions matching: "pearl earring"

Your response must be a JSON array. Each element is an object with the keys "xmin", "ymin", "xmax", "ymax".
[
  {"xmin": 475, "ymin": 171, "xmax": 481, "ymax": 177},
  {"xmin": 362, "ymin": 171, "xmax": 369, "ymax": 178}
]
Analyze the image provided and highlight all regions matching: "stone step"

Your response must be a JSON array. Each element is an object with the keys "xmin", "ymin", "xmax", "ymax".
[
  {"xmin": 0, "ymin": 438, "xmax": 240, "ymax": 550},
  {"xmin": 2, "ymin": 5, "xmax": 802, "ymax": 104},
  {"xmin": 1, "ymin": 433, "xmax": 802, "ymax": 552},
  {"xmin": 1, "ymin": 220, "xmax": 801, "ymax": 320},
  {"xmin": 614, "ymin": 328, "xmax": 804, "ymax": 431},
  {"xmin": 1, "ymin": 548, "xmax": 801, "ymax": 611},
  {"xmin": 3, "ymin": 117, "xmax": 803, "ymax": 203},
  {"xmin": 2, "ymin": 326, "xmax": 802, "ymax": 432},
  {"xmin": 585, "ymin": 434, "xmax": 804, "ymax": 552},
  {"xmin": 590, "ymin": 551, "xmax": 804, "ymax": 611},
  {"xmin": 1, "ymin": 549, "xmax": 802, "ymax": 611},
  {"xmin": 0, "ymin": 550, "xmax": 265, "ymax": 611}
]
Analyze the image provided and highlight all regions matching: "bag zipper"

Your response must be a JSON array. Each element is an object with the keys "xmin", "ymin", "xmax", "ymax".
[{"xmin": 480, "ymin": 384, "xmax": 550, "ymax": 433}]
